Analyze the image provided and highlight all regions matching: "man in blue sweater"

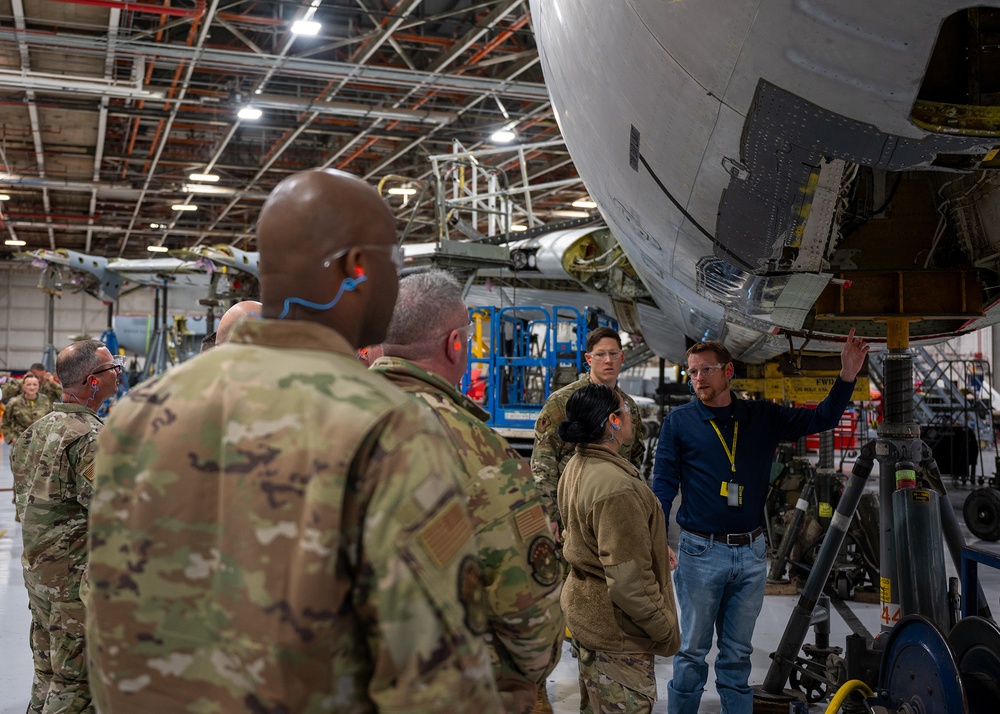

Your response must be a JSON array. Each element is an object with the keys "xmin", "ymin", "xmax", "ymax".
[{"xmin": 654, "ymin": 330, "xmax": 869, "ymax": 714}]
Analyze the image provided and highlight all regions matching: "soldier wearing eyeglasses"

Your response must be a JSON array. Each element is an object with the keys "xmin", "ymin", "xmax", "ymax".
[
  {"xmin": 654, "ymin": 331, "xmax": 868, "ymax": 714},
  {"xmin": 531, "ymin": 327, "xmax": 646, "ymax": 540},
  {"xmin": 11, "ymin": 339, "xmax": 121, "ymax": 712}
]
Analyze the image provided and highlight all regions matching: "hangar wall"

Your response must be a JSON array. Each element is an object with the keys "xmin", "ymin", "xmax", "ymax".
[{"xmin": 1, "ymin": 265, "xmax": 205, "ymax": 372}]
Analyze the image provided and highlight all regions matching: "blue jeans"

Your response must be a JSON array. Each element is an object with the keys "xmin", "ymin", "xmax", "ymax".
[{"xmin": 667, "ymin": 530, "xmax": 767, "ymax": 714}]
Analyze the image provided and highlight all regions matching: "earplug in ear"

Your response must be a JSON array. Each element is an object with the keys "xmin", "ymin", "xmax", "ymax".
[
  {"xmin": 354, "ymin": 265, "xmax": 365, "ymax": 278},
  {"xmin": 91, "ymin": 379, "xmax": 98, "ymax": 386},
  {"xmin": 454, "ymin": 340, "xmax": 462, "ymax": 351}
]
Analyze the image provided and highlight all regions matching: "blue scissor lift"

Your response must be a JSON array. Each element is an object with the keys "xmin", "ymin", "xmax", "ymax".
[{"xmin": 462, "ymin": 304, "xmax": 618, "ymax": 453}]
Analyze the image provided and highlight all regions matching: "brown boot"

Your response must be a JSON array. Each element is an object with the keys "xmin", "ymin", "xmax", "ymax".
[{"xmin": 532, "ymin": 685, "xmax": 553, "ymax": 714}]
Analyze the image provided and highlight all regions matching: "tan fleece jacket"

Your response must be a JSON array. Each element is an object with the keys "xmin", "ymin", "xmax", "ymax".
[{"xmin": 557, "ymin": 444, "xmax": 680, "ymax": 656}]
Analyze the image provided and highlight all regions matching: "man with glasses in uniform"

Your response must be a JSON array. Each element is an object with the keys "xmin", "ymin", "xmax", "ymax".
[
  {"xmin": 372, "ymin": 269, "xmax": 563, "ymax": 714},
  {"xmin": 11, "ymin": 339, "xmax": 122, "ymax": 712},
  {"xmin": 654, "ymin": 331, "xmax": 869, "ymax": 714},
  {"xmin": 532, "ymin": 326, "xmax": 646, "ymax": 530}
]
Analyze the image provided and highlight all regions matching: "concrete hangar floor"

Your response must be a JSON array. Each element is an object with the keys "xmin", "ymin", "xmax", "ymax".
[{"xmin": 1, "ymin": 443, "xmax": 998, "ymax": 713}]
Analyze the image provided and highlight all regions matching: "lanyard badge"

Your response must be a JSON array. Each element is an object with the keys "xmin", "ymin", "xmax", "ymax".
[{"xmin": 711, "ymin": 419, "xmax": 741, "ymax": 507}]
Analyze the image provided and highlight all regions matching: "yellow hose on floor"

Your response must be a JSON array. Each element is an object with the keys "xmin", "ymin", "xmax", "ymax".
[{"xmin": 825, "ymin": 679, "xmax": 875, "ymax": 714}]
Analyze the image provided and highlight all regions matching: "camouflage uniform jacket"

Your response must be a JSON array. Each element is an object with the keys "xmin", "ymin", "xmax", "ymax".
[
  {"xmin": 2, "ymin": 392, "xmax": 53, "ymax": 444},
  {"xmin": 2, "ymin": 377, "xmax": 62, "ymax": 403},
  {"xmin": 372, "ymin": 356, "xmax": 564, "ymax": 714},
  {"xmin": 531, "ymin": 376, "xmax": 646, "ymax": 527},
  {"xmin": 87, "ymin": 320, "xmax": 501, "ymax": 714},
  {"xmin": 11, "ymin": 403, "xmax": 100, "ymax": 598}
]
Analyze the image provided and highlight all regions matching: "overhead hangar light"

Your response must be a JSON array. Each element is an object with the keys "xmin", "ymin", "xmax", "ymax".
[
  {"xmin": 387, "ymin": 187, "xmax": 417, "ymax": 196},
  {"xmin": 291, "ymin": 20, "xmax": 321, "ymax": 35},
  {"xmin": 490, "ymin": 129, "xmax": 516, "ymax": 144},
  {"xmin": 147, "ymin": 245, "xmax": 169, "ymax": 253},
  {"xmin": 0, "ymin": 194, "xmax": 9, "ymax": 201},
  {"xmin": 238, "ymin": 106, "xmax": 263, "ymax": 120},
  {"xmin": 510, "ymin": 224, "xmax": 528, "ymax": 232},
  {"xmin": 182, "ymin": 183, "xmax": 236, "ymax": 196},
  {"xmin": 572, "ymin": 199, "xmax": 597, "ymax": 209},
  {"xmin": 189, "ymin": 173, "xmax": 219, "ymax": 182},
  {"xmin": 5, "ymin": 239, "xmax": 26, "ymax": 246},
  {"xmin": 551, "ymin": 210, "xmax": 591, "ymax": 218},
  {"xmin": 171, "ymin": 204, "xmax": 198, "ymax": 211}
]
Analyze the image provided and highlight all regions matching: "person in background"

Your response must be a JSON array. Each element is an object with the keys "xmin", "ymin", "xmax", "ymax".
[
  {"xmin": 86, "ymin": 169, "xmax": 501, "ymax": 713},
  {"xmin": 357, "ymin": 342, "xmax": 383, "ymax": 366},
  {"xmin": 373, "ymin": 269, "xmax": 564, "ymax": 714},
  {"xmin": 3, "ymin": 374, "xmax": 55, "ymax": 520},
  {"xmin": 200, "ymin": 301, "xmax": 263, "ymax": 352},
  {"xmin": 532, "ymin": 327, "xmax": 646, "ymax": 535},
  {"xmin": 558, "ymin": 383, "xmax": 680, "ymax": 714},
  {"xmin": 3, "ymin": 363, "xmax": 62, "ymax": 403},
  {"xmin": 215, "ymin": 300, "xmax": 262, "ymax": 345},
  {"xmin": 12, "ymin": 339, "xmax": 122, "ymax": 713},
  {"xmin": 654, "ymin": 330, "xmax": 869, "ymax": 714}
]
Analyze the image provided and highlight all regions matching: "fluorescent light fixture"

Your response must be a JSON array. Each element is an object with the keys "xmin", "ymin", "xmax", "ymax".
[
  {"xmin": 291, "ymin": 20, "xmax": 321, "ymax": 35},
  {"xmin": 0, "ymin": 69, "xmax": 164, "ymax": 100},
  {"xmin": 147, "ymin": 245, "xmax": 169, "ymax": 253},
  {"xmin": 189, "ymin": 173, "xmax": 219, "ymax": 182},
  {"xmin": 0, "ymin": 194, "xmax": 10, "ymax": 201},
  {"xmin": 182, "ymin": 183, "xmax": 237, "ymax": 196},
  {"xmin": 4, "ymin": 239, "xmax": 26, "ymax": 246},
  {"xmin": 551, "ymin": 210, "xmax": 591, "ymax": 219},
  {"xmin": 251, "ymin": 94, "xmax": 456, "ymax": 125},
  {"xmin": 149, "ymin": 223, "xmax": 162, "ymax": 229},
  {"xmin": 572, "ymin": 199, "xmax": 597, "ymax": 209},
  {"xmin": 510, "ymin": 224, "xmax": 528, "ymax": 232},
  {"xmin": 490, "ymin": 129, "xmax": 516, "ymax": 143},
  {"xmin": 238, "ymin": 106, "xmax": 263, "ymax": 120},
  {"xmin": 387, "ymin": 187, "xmax": 417, "ymax": 196},
  {"xmin": 171, "ymin": 204, "xmax": 198, "ymax": 211}
]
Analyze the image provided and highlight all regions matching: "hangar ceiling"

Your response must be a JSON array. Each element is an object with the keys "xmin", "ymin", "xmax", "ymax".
[{"xmin": 0, "ymin": 0, "xmax": 578, "ymax": 258}]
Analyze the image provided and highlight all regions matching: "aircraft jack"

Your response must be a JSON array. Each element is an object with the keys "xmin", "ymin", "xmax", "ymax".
[{"xmin": 753, "ymin": 319, "xmax": 1000, "ymax": 713}]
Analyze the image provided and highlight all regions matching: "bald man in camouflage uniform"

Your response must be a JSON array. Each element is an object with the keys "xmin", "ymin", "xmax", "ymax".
[
  {"xmin": 532, "ymin": 326, "xmax": 646, "ymax": 532},
  {"xmin": 373, "ymin": 270, "xmax": 564, "ymax": 714},
  {"xmin": 86, "ymin": 170, "xmax": 501, "ymax": 713},
  {"xmin": 13, "ymin": 339, "xmax": 122, "ymax": 713}
]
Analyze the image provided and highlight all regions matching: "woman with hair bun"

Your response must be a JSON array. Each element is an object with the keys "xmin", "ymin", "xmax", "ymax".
[{"xmin": 557, "ymin": 383, "xmax": 680, "ymax": 713}]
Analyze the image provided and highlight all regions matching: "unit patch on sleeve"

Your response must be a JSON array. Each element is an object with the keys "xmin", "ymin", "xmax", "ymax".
[
  {"xmin": 527, "ymin": 535, "xmax": 560, "ymax": 587},
  {"xmin": 457, "ymin": 555, "xmax": 488, "ymax": 635}
]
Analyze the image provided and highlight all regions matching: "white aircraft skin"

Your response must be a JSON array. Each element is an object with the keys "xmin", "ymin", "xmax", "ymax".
[{"xmin": 531, "ymin": 1, "xmax": 1000, "ymax": 364}]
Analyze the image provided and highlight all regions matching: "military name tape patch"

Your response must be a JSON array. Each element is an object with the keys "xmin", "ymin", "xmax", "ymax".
[
  {"xmin": 419, "ymin": 500, "xmax": 473, "ymax": 567},
  {"xmin": 528, "ymin": 535, "xmax": 560, "ymax": 587},
  {"xmin": 457, "ymin": 555, "xmax": 488, "ymax": 635}
]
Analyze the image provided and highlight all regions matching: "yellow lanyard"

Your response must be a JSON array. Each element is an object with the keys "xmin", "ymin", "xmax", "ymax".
[{"xmin": 710, "ymin": 420, "xmax": 738, "ymax": 473}]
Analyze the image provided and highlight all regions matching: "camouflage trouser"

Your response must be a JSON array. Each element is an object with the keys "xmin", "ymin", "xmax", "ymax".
[
  {"xmin": 575, "ymin": 641, "xmax": 656, "ymax": 714},
  {"xmin": 26, "ymin": 586, "xmax": 93, "ymax": 713}
]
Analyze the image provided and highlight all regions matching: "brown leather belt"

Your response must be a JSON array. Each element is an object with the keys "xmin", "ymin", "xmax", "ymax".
[{"xmin": 685, "ymin": 526, "xmax": 763, "ymax": 546}]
